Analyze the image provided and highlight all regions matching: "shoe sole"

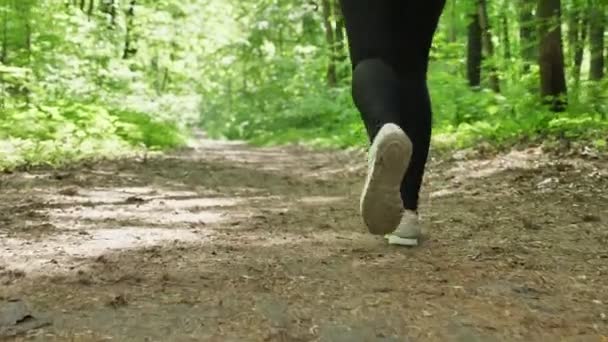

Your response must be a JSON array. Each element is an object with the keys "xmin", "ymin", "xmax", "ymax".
[
  {"xmin": 360, "ymin": 124, "xmax": 413, "ymax": 235},
  {"xmin": 385, "ymin": 234, "xmax": 419, "ymax": 247}
]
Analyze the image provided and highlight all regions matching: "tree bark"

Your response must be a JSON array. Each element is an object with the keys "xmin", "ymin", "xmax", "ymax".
[
  {"xmin": 589, "ymin": 0, "xmax": 605, "ymax": 80},
  {"xmin": 467, "ymin": 9, "xmax": 483, "ymax": 87},
  {"xmin": 478, "ymin": 0, "xmax": 500, "ymax": 92},
  {"xmin": 449, "ymin": 0, "xmax": 458, "ymax": 43},
  {"xmin": 123, "ymin": 0, "xmax": 137, "ymax": 59},
  {"xmin": 101, "ymin": 0, "xmax": 116, "ymax": 27},
  {"xmin": 110, "ymin": 0, "xmax": 116, "ymax": 26},
  {"xmin": 1, "ymin": 3, "xmax": 8, "ymax": 64},
  {"xmin": 502, "ymin": 14, "xmax": 512, "ymax": 59},
  {"xmin": 538, "ymin": 0, "xmax": 567, "ymax": 112},
  {"xmin": 321, "ymin": 0, "xmax": 337, "ymax": 87},
  {"xmin": 333, "ymin": 0, "xmax": 345, "ymax": 61},
  {"xmin": 333, "ymin": 0, "xmax": 347, "ymax": 80},
  {"xmin": 25, "ymin": 14, "xmax": 31, "ymax": 63},
  {"xmin": 519, "ymin": 0, "xmax": 536, "ymax": 72},
  {"xmin": 87, "ymin": 0, "xmax": 95, "ymax": 18},
  {"xmin": 567, "ymin": 5, "xmax": 588, "ymax": 85}
]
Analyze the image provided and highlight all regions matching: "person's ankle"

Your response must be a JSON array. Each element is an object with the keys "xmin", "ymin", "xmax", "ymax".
[{"xmin": 404, "ymin": 208, "xmax": 418, "ymax": 215}]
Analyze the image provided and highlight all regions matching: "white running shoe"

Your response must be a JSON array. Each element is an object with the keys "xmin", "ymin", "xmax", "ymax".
[
  {"xmin": 360, "ymin": 123, "xmax": 413, "ymax": 235},
  {"xmin": 385, "ymin": 210, "xmax": 421, "ymax": 246}
]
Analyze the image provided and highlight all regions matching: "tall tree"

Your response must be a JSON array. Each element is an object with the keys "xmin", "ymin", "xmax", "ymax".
[
  {"xmin": 24, "ymin": 3, "xmax": 32, "ymax": 63},
  {"xmin": 123, "ymin": 0, "xmax": 137, "ymax": 59},
  {"xmin": 538, "ymin": 0, "xmax": 567, "ymax": 111},
  {"xmin": 333, "ymin": 0, "xmax": 346, "ymax": 66},
  {"xmin": 448, "ymin": 0, "xmax": 459, "ymax": 43},
  {"xmin": 519, "ymin": 0, "xmax": 537, "ymax": 72},
  {"xmin": 333, "ymin": 0, "xmax": 347, "ymax": 81},
  {"xmin": 321, "ymin": 0, "xmax": 337, "ymax": 87},
  {"xmin": 478, "ymin": 0, "xmax": 500, "ymax": 92},
  {"xmin": 87, "ymin": 0, "xmax": 95, "ymax": 18},
  {"xmin": 589, "ymin": 0, "xmax": 605, "ymax": 80},
  {"xmin": 101, "ymin": 0, "xmax": 117, "ymax": 27},
  {"xmin": 467, "ymin": 8, "xmax": 483, "ymax": 87},
  {"xmin": 567, "ymin": 2, "xmax": 588, "ymax": 85},
  {"xmin": 501, "ymin": 13, "xmax": 512, "ymax": 60},
  {"xmin": 1, "ymin": 2, "xmax": 8, "ymax": 64}
]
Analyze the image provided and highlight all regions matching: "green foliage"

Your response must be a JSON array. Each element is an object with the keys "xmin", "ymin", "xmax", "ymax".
[
  {"xmin": 0, "ymin": 0, "xmax": 208, "ymax": 170},
  {"xmin": 1, "ymin": 0, "xmax": 606, "ymax": 171},
  {"xmin": 200, "ymin": 0, "xmax": 607, "ymax": 151},
  {"xmin": 111, "ymin": 109, "xmax": 185, "ymax": 149},
  {"xmin": 200, "ymin": 0, "xmax": 364, "ymax": 148},
  {"xmin": 0, "ymin": 100, "xmax": 184, "ymax": 169},
  {"xmin": 430, "ymin": 56, "xmax": 607, "ymax": 149}
]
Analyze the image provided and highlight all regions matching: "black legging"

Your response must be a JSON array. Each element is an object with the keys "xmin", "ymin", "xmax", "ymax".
[{"xmin": 340, "ymin": 0, "xmax": 445, "ymax": 211}]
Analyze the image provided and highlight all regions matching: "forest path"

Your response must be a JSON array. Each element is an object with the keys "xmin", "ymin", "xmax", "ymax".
[{"xmin": 1, "ymin": 134, "xmax": 608, "ymax": 341}]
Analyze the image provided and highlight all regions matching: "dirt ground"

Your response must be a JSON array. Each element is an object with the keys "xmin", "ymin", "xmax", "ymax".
[{"xmin": 1, "ymin": 134, "xmax": 607, "ymax": 341}]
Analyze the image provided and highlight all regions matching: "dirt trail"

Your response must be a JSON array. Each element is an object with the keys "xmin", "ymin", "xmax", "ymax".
[{"xmin": 1, "ymin": 135, "xmax": 607, "ymax": 341}]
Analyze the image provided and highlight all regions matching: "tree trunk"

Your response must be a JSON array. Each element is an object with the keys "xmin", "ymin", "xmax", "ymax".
[
  {"xmin": 25, "ymin": 15, "xmax": 31, "ymax": 63},
  {"xmin": 321, "ymin": 0, "xmax": 337, "ymax": 87},
  {"xmin": 301, "ymin": 2, "xmax": 318, "ymax": 41},
  {"xmin": 123, "ymin": 0, "xmax": 136, "ymax": 59},
  {"xmin": 567, "ymin": 5, "xmax": 588, "ymax": 85},
  {"xmin": 467, "ymin": 9, "xmax": 483, "ymax": 87},
  {"xmin": 80, "ymin": 0, "xmax": 86, "ymax": 11},
  {"xmin": 538, "ymin": 0, "xmax": 567, "ymax": 112},
  {"xmin": 159, "ymin": 67, "xmax": 170, "ymax": 93},
  {"xmin": 448, "ymin": 0, "xmax": 458, "ymax": 43},
  {"xmin": 589, "ymin": 0, "xmax": 605, "ymax": 80},
  {"xmin": 87, "ymin": 0, "xmax": 95, "ymax": 18},
  {"xmin": 333, "ymin": 0, "xmax": 345, "ymax": 60},
  {"xmin": 478, "ymin": 0, "xmax": 500, "ymax": 92},
  {"xmin": 1, "ymin": 4, "xmax": 8, "ymax": 64},
  {"xmin": 110, "ymin": 0, "xmax": 116, "ymax": 26},
  {"xmin": 333, "ymin": 0, "xmax": 347, "ymax": 80},
  {"xmin": 101, "ymin": 0, "xmax": 117, "ymax": 27},
  {"xmin": 519, "ymin": 0, "xmax": 536, "ymax": 72},
  {"xmin": 502, "ymin": 14, "xmax": 512, "ymax": 59}
]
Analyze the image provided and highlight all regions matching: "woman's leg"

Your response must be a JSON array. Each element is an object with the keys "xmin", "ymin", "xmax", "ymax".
[
  {"xmin": 397, "ymin": 79, "xmax": 432, "ymax": 211},
  {"xmin": 339, "ymin": 1, "xmax": 402, "ymax": 140},
  {"xmin": 340, "ymin": 1, "xmax": 414, "ymax": 236},
  {"xmin": 340, "ymin": 0, "xmax": 445, "ymax": 242},
  {"xmin": 341, "ymin": 0, "xmax": 445, "ymax": 213},
  {"xmin": 391, "ymin": 0, "xmax": 446, "ymax": 212}
]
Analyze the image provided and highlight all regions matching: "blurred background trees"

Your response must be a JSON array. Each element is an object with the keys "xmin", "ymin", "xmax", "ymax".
[{"xmin": 0, "ymin": 0, "xmax": 606, "ymax": 169}]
